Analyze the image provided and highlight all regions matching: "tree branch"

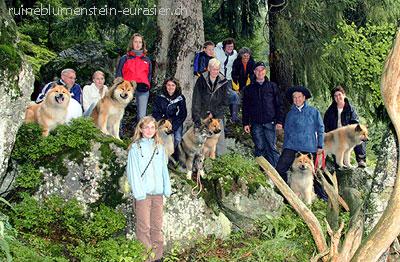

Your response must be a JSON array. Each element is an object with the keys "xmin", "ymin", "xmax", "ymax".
[
  {"xmin": 256, "ymin": 156, "xmax": 328, "ymax": 257},
  {"xmin": 352, "ymin": 29, "xmax": 400, "ymax": 261}
]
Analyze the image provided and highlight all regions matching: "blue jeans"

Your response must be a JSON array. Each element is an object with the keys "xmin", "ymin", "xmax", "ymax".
[
  {"xmin": 174, "ymin": 125, "xmax": 183, "ymax": 148},
  {"xmin": 227, "ymin": 81, "xmax": 240, "ymax": 105},
  {"xmin": 251, "ymin": 122, "xmax": 280, "ymax": 167},
  {"xmin": 135, "ymin": 89, "xmax": 149, "ymax": 120}
]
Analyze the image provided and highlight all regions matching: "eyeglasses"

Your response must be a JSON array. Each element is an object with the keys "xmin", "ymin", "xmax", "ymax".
[
  {"xmin": 64, "ymin": 75, "xmax": 76, "ymax": 80},
  {"xmin": 142, "ymin": 125, "xmax": 155, "ymax": 130}
]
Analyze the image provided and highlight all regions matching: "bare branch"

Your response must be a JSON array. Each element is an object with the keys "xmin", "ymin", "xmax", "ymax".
[
  {"xmin": 352, "ymin": 29, "xmax": 400, "ymax": 261},
  {"xmin": 256, "ymin": 157, "xmax": 328, "ymax": 257}
]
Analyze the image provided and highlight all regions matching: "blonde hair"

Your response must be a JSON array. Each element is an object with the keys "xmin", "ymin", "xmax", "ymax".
[
  {"xmin": 92, "ymin": 70, "xmax": 105, "ymax": 79},
  {"xmin": 208, "ymin": 58, "xmax": 221, "ymax": 70},
  {"xmin": 131, "ymin": 116, "xmax": 162, "ymax": 146}
]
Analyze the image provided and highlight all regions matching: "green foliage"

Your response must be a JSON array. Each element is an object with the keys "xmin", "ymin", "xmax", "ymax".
[
  {"xmin": 17, "ymin": 33, "xmax": 57, "ymax": 78},
  {"xmin": 204, "ymin": 153, "xmax": 267, "ymax": 195},
  {"xmin": 80, "ymin": 204, "xmax": 126, "ymax": 242},
  {"xmin": 0, "ymin": 44, "xmax": 22, "ymax": 73},
  {"xmin": 10, "ymin": 195, "xmax": 145, "ymax": 260},
  {"xmin": 323, "ymin": 22, "xmax": 396, "ymax": 115},
  {"xmin": 15, "ymin": 163, "xmax": 43, "ymax": 189},
  {"xmin": 11, "ymin": 118, "xmax": 100, "ymax": 191},
  {"xmin": 72, "ymin": 237, "xmax": 147, "ymax": 262}
]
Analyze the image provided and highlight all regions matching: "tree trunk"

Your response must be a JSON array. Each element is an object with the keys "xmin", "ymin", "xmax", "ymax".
[
  {"xmin": 352, "ymin": 29, "xmax": 400, "ymax": 261},
  {"xmin": 269, "ymin": 12, "xmax": 293, "ymax": 113},
  {"xmin": 154, "ymin": 0, "xmax": 204, "ymax": 125}
]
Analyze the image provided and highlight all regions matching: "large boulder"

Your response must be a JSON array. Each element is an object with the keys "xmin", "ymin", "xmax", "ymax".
[
  {"xmin": 8, "ymin": 120, "xmax": 283, "ymax": 248},
  {"xmin": 336, "ymin": 128, "xmax": 397, "ymax": 232},
  {"xmin": 0, "ymin": 0, "xmax": 35, "ymax": 188},
  {"xmin": 39, "ymin": 41, "xmax": 119, "ymax": 88}
]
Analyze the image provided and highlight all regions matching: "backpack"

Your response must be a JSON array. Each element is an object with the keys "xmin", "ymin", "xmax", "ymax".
[{"xmin": 193, "ymin": 51, "xmax": 201, "ymax": 76}]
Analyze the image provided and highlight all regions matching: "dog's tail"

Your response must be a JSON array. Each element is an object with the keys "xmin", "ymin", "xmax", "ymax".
[{"xmin": 83, "ymin": 102, "xmax": 96, "ymax": 117}]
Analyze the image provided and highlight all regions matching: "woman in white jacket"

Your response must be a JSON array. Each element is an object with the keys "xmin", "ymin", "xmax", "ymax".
[
  {"xmin": 214, "ymin": 38, "xmax": 241, "ymax": 123},
  {"xmin": 82, "ymin": 71, "xmax": 108, "ymax": 113}
]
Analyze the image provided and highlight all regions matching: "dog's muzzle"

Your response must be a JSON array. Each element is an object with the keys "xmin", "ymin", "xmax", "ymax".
[
  {"xmin": 213, "ymin": 129, "xmax": 221, "ymax": 134},
  {"xmin": 165, "ymin": 130, "xmax": 173, "ymax": 135},
  {"xmin": 361, "ymin": 137, "xmax": 369, "ymax": 142},
  {"xmin": 55, "ymin": 93, "xmax": 65, "ymax": 103},
  {"xmin": 120, "ymin": 93, "xmax": 128, "ymax": 99},
  {"xmin": 299, "ymin": 165, "xmax": 309, "ymax": 171}
]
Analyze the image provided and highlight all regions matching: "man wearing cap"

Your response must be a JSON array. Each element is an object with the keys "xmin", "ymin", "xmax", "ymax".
[
  {"xmin": 242, "ymin": 62, "xmax": 284, "ymax": 167},
  {"xmin": 276, "ymin": 86, "xmax": 326, "ymax": 199}
]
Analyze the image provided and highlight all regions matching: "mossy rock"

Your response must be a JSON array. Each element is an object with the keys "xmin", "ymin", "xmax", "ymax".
[{"xmin": 39, "ymin": 41, "xmax": 116, "ymax": 86}]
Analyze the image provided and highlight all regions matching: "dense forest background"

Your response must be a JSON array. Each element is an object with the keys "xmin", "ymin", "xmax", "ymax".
[
  {"xmin": 1, "ymin": 0, "xmax": 400, "ymax": 261},
  {"xmin": 5, "ymin": 0, "xmax": 400, "ymax": 149}
]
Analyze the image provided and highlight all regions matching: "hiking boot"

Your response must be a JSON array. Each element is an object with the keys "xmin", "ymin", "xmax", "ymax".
[{"xmin": 358, "ymin": 160, "xmax": 366, "ymax": 168}]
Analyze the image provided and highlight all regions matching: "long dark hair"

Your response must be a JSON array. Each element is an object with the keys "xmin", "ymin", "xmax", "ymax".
[{"xmin": 162, "ymin": 77, "xmax": 181, "ymax": 99}]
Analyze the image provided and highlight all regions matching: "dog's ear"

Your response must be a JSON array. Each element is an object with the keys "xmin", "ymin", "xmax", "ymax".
[
  {"xmin": 113, "ymin": 77, "xmax": 125, "ymax": 86},
  {"xmin": 158, "ymin": 119, "xmax": 166, "ymax": 126},
  {"xmin": 130, "ymin": 80, "xmax": 137, "ymax": 90},
  {"xmin": 295, "ymin": 152, "xmax": 302, "ymax": 158},
  {"xmin": 201, "ymin": 114, "xmax": 212, "ymax": 125},
  {"xmin": 355, "ymin": 124, "xmax": 362, "ymax": 132},
  {"xmin": 307, "ymin": 153, "xmax": 313, "ymax": 161}
]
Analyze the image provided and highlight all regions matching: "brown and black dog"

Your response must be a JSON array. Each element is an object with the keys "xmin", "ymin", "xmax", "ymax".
[
  {"xmin": 178, "ymin": 114, "xmax": 221, "ymax": 179},
  {"xmin": 91, "ymin": 77, "xmax": 136, "ymax": 139},
  {"xmin": 25, "ymin": 85, "xmax": 70, "ymax": 136}
]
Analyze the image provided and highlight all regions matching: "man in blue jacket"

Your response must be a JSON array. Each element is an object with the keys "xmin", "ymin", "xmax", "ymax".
[
  {"xmin": 242, "ymin": 62, "xmax": 284, "ymax": 167},
  {"xmin": 276, "ymin": 86, "xmax": 326, "ymax": 199},
  {"xmin": 36, "ymin": 68, "xmax": 82, "ymax": 104}
]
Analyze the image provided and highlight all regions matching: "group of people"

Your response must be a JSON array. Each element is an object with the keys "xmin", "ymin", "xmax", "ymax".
[{"xmin": 34, "ymin": 33, "xmax": 366, "ymax": 262}]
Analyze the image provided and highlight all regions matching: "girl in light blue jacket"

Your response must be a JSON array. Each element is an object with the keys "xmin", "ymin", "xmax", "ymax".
[{"xmin": 126, "ymin": 116, "xmax": 171, "ymax": 262}]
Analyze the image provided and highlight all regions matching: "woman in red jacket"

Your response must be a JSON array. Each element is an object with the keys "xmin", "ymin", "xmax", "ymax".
[{"xmin": 116, "ymin": 33, "xmax": 152, "ymax": 123}]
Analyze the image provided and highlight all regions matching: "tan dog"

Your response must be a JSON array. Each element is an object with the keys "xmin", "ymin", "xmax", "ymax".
[
  {"xmin": 178, "ymin": 115, "xmax": 221, "ymax": 179},
  {"xmin": 157, "ymin": 119, "xmax": 174, "ymax": 158},
  {"xmin": 324, "ymin": 124, "xmax": 369, "ymax": 168},
  {"xmin": 91, "ymin": 77, "xmax": 135, "ymax": 139},
  {"xmin": 25, "ymin": 85, "xmax": 70, "ymax": 136},
  {"xmin": 289, "ymin": 152, "xmax": 315, "ymax": 205}
]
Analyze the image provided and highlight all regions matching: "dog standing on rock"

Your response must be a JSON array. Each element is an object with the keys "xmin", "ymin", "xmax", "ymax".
[
  {"xmin": 324, "ymin": 124, "xmax": 369, "ymax": 168},
  {"xmin": 91, "ymin": 77, "xmax": 136, "ymax": 139}
]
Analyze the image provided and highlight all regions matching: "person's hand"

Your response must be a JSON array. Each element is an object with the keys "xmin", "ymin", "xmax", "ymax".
[
  {"xmin": 276, "ymin": 123, "xmax": 283, "ymax": 130},
  {"xmin": 244, "ymin": 125, "xmax": 251, "ymax": 134},
  {"xmin": 317, "ymin": 148, "xmax": 324, "ymax": 155}
]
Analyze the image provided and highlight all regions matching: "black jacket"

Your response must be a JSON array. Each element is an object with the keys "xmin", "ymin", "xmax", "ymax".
[
  {"xmin": 242, "ymin": 79, "xmax": 284, "ymax": 126},
  {"xmin": 152, "ymin": 94, "xmax": 187, "ymax": 132},
  {"xmin": 231, "ymin": 57, "xmax": 255, "ymax": 90},
  {"xmin": 323, "ymin": 98, "xmax": 359, "ymax": 132},
  {"xmin": 192, "ymin": 72, "xmax": 228, "ymax": 126}
]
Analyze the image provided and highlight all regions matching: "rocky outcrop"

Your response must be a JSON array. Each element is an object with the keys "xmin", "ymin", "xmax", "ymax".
[
  {"xmin": 11, "ymin": 133, "xmax": 282, "ymax": 248},
  {"xmin": 39, "ymin": 41, "xmax": 118, "ymax": 87},
  {"xmin": 0, "ymin": 0, "xmax": 35, "ymax": 189},
  {"xmin": 336, "ymin": 128, "xmax": 397, "ymax": 232}
]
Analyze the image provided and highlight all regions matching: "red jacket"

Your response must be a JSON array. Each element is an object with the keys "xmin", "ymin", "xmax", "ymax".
[{"xmin": 116, "ymin": 51, "xmax": 152, "ymax": 89}]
